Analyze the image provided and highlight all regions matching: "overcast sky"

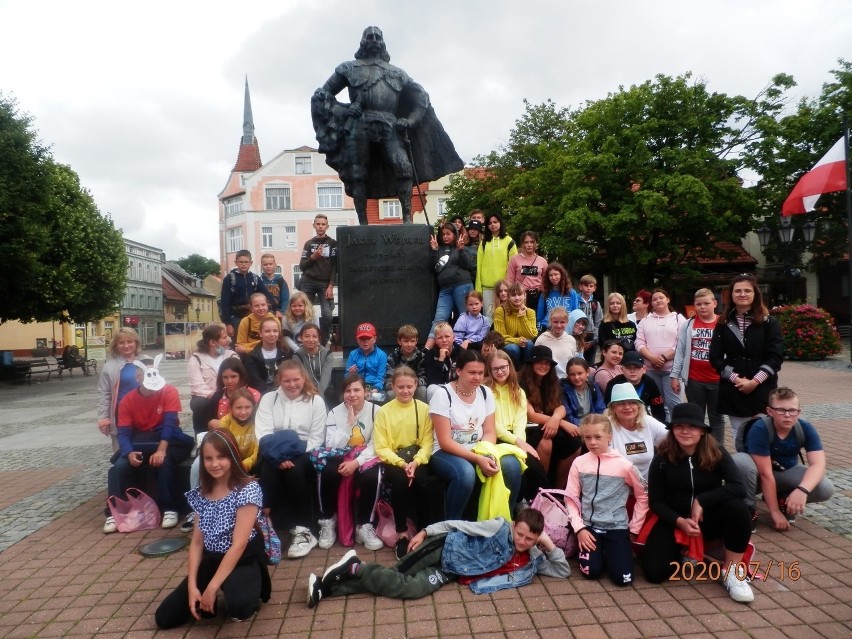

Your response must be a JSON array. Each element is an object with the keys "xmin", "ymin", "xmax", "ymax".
[{"xmin": 1, "ymin": 0, "xmax": 848, "ymax": 260}]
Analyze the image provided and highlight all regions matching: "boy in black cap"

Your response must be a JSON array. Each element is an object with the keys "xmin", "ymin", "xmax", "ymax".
[{"xmin": 605, "ymin": 351, "xmax": 666, "ymax": 423}]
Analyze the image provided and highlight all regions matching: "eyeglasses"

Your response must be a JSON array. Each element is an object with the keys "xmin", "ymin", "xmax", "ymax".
[
  {"xmin": 769, "ymin": 407, "xmax": 801, "ymax": 416},
  {"xmin": 491, "ymin": 365, "xmax": 510, "ymax": 374}
]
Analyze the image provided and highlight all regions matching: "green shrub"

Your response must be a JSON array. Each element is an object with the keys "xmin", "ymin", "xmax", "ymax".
[{"xmin": 771, "ymin": 304, "xmax": 842, "ymax": 361}]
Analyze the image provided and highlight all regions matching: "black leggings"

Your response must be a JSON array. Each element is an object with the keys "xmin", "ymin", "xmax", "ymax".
[
  {"xmin": 259, "ymin": 454, "xmax": 316, "ymax": 531},
  {"xmin": 319, "ymin": 458, "xmax": 381, "ymax": 525},
  {"xmin": 641, "ymin": 500, "xmax": 752, "ymax": 583},
  {"xmin": 155, "ymin": 537, "xmax": 267, "ymax": 628},
  {"xmin": 382, "ymin": 463, "xmax": 430, "ymax": 533}
]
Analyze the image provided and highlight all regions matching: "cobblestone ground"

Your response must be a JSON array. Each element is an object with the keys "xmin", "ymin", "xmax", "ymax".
[{"xmin": 0, "ymin": 356, "xmax": 850, "ymax": 638}]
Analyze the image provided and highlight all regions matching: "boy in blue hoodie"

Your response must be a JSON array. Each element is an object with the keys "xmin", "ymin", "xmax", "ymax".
[{"xmin": 346, "ymin": 322, "xmax": 388, "ymax": 393}]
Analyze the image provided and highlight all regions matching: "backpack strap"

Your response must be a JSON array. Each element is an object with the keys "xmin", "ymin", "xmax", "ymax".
[{"xmin": 507, "ymin": 240, "xmax": 515, "ymax": 257}]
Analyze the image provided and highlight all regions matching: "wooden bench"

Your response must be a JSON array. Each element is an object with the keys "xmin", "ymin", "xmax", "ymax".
[
  {"xmin": 56, "ymin": 357, "xmax": 98, "ymax": 376},
  {"xmin": 15, "ymin": 358, "xmax": 63, "ymax": 384}
]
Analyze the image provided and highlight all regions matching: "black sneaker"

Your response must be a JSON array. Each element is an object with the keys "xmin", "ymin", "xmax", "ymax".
[
  {"xmin": 180, "ymin": 513, "xmax": 195, "ymax": 533},
  {"xmin": 307, "ymin": 573, "xmax": 323, "ymax": 609},
  {"xmin": 394, "ymin": 537, "xmax": 410, "ymax": 560},
  {"xmin": 321, "ymin": 549, "xmax": 360, "ymax": 586},
  {"xmin": 750, "ymin": 509, "xmax": 758, "ymax": 534},
  {"xmin": 778, "ymin": 498, "xmax": 796, "ymax": 523}
]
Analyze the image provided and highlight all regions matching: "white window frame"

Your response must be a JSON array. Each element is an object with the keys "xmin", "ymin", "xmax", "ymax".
[
  {"xmin": 262, "ymin": 226, "xmax": 273, "ymax": 249},
  {"xmin": 284, "ymin": 225, "xmax": 297, "ymax": 249},
  {"xmin": 317, "ymin": 183, "xmax": 343, "ymax": 209},
  {"xmin": 381, "ymin": 199, "xmax": 402, "ymax": 219},
  {"xmin": 265, "ymin": 186, "xmax": 291, "ymax": 210},
  {"xmin": 227, "ymin": 227, "xmax": 244, "ymax": 253},
  {"xmin": 295, "ymin": 155, "xmax": 312, "ymax": 175},
  {"xmin": 224, "ymin": 196, "xmax": 244, "ymax": 217},
  {"xmin": 437, "ymin": 197, "xmax": 449, "ymax": 219}
]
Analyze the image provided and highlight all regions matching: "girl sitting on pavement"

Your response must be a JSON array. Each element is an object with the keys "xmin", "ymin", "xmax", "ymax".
[{"xmin": 155, "ymin": 429, "xmax": 270, "ymax": 628}]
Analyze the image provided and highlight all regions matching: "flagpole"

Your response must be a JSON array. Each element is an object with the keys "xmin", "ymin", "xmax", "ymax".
[{"xmin": 845, "ymin": 117, "xmax": 852, "ymax": 366}]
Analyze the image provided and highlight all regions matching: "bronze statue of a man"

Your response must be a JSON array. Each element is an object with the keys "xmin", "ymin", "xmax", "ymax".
[{"xmin": 311, "ymin": 26, "xmax": 463, "ymax": 224}]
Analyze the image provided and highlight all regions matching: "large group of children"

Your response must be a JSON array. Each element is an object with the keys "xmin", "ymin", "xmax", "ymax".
[{"xmin": 96, "ymin": 211, "xmax": 836, "ymax": 627}]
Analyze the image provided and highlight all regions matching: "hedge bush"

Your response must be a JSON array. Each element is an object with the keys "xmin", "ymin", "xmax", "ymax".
[{"xmin": 771, "ymin": 304, "xmax": 842, "ymax": 361}]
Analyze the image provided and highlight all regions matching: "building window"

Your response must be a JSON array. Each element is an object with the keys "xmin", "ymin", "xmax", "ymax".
[
  {"xmin": 284, "ymin": 225, "xmax": 297, "ymax": 249},
  {"xmin": 265, "ymin": 186, "xmax": 291, "ymax": 210},
  {"xmin": 262, "ymin": 226, "xmax": 273, "ymax": 249},
  {"xmin": 295, "ymin": 156, "xmax": 312, "ymax": 174},
  {"xmin": 292, "ymin": 265, "xmax": 302, "ymax": 289},
  {"xmin": 381, "ymin": 199, "xmax": 402, "ymax": 219},
  {"xmin": 130, "ymin": 293, "xmax": 137, "ymax": 308},
  {"xmin": 437, "ymin": 197, "xmax": 449, "ymax": 219},
  {"xmin": 146, "ymin": 263, "xmax": 152, "ymax": 282},
  {"xmin": 224, "ymin": 197, "xmax": 244, "ymax": 217},
  {"xmin": 275, "ymin": 266, "xmax": 282, "ymax": 275},
  {"xmin": 317, "ymin": 184, "xmax": 343, "ymax": 209},
  {"xmin": 227, "ymin": 227, "xmax": 244, "ymax": 253}
]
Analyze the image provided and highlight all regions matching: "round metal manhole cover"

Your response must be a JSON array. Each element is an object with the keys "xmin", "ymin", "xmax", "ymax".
[{"xmin": 139, "ymin": 536, "xmax": 187, "ymax": 558}]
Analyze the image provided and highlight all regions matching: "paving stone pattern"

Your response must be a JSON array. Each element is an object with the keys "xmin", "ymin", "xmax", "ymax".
[{"xmin": 0, "ymin": 358, "xmax": 850, "ymax": 638}]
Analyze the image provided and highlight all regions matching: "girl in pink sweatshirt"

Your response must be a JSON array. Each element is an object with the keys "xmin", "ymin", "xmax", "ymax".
[{"xmin": 565, "ymin": 414, "xmax": 648, "ymax": 586}]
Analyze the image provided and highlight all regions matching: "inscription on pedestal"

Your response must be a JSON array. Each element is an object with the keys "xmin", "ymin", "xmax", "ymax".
[{"xmin": 338, "ymin": 225, "xmax": 434, "ymax": 350}]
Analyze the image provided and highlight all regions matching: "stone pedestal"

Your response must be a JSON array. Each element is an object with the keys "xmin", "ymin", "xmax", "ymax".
[{"xmin": 337, "ymin": 225, "xmax": 434, "ymax": 351}]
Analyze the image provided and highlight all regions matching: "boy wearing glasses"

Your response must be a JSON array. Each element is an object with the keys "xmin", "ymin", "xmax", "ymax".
[
  {"xmin": 220, "ymin": 250, "xmax": 274, "ymax": 338},
  {"xmin": 733, "ymin": 387, "xmax": 834, "ymax": 531}
]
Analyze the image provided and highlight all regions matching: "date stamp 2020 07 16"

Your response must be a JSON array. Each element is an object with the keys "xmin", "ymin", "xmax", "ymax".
[{"xmin": 669, "ymin": 560, "xmax": 801, "ymax": 582}]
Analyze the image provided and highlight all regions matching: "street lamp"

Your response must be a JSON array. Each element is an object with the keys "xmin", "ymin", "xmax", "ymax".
[
  {"xmin": 195, "ymin": 306, "xmax": 201, "ymax": 322},
  {"xmin": 756, "ymin": 217, "xmax": 817, "ymax": 304}
]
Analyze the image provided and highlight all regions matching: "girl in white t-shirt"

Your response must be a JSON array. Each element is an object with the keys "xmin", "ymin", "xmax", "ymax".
[{"xmin": 428, "ymin": 350, "xmax": 522, "ymax": 519}]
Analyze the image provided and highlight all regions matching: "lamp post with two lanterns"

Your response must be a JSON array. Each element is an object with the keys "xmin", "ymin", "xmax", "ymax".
[{"xmin": 756, "ymin": 216, "xmax": 816, "ymax": 304}]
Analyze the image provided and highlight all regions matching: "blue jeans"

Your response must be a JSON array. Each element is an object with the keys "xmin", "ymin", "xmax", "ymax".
[
  {"xmin": 503, "ymin": 342, "xmax": 534, "ymax": 368},
  {"xmin": 299, "ymin": 281, "xmax": 334, "ymax": 341},
  {"xmin": 430, "ymin": 449, "xmax": 522, "ymax": 520},
  {"xmin": 429, "ymin": 283, "xmax": 473, "ymax": 338},
  {"xmin": 108, "ymin": 451, "xmax": 180, "ymax": 512}
]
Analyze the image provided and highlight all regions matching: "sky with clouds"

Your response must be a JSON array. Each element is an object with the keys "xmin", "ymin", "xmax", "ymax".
[{"xmin": 0, "ymin": 0, "xmax": 848, "ymax": 260}]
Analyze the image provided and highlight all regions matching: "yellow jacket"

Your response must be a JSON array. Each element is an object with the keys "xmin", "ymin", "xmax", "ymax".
[
  {"xmin": 491, "ymin": 383, "xmax": 528, "ymax": 445},
  {"xmin": 373, "ymin": 399, "xmax": 434, "ymax": 467},
  {"xmin": 236, "ymin": 313, "xmax": 277, "ymax": 352},
  {"xmin": 493, "ymin": 306, "xmax": 537, "ymax": 345},
  {"xmin": 216, "ymin": 414, "xmax": 259, "ymax": 472},
  {"xmin": 471, "ymin": 440, "xmax": 527, "ymax": 521}
]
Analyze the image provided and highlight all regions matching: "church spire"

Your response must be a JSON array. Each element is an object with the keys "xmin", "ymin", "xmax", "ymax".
[
  {"xmin": 232, "ymin": 75, "xmax": 262, "ymax": 172},
  {"xmin": 242, "ymin": 75, "xmax": 255, "ymax": 145}
]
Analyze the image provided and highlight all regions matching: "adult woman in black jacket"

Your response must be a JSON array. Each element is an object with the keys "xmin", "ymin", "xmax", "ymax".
[
  {"xmin": 426, "ymin": 223, "xmax": 473, "ymax": 345},
  {"xmin": 709, "ymin": 274, "xmax": 784, "ymax": 443},
  {"xmin": 642, "ymin": 403, "xmax": 753, "ymax": 602}
]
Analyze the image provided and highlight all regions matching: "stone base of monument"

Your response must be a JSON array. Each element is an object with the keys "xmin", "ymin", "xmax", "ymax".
[{"xmin": 337, "ymin": 225, "xmax": 435, "ymax": 353}]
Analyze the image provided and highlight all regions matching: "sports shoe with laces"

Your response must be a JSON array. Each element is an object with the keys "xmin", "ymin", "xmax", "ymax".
[
  {"xmin": 355, "ymin": 523, "xmax": 384, "ymax": 551},
  {"xmin": 723, "ymin": 564, "xmax": 755, "ymax": 603},
  {"xmin": 307, "ymin": 573, "xmax": 324, "ymax": 609},
  {"xmin": 103, "ymin": 516, "xmax": 117, "ymax": 534},
  {"xmin": 161, "ymin": 511, "xmax": 179, "ymax": 529},
  {"xmin": 288, "ymin": 526, "xmax": 318, "ymax": 559},
  {"xmin": 317, "ymin": 515, "xmax": 337, "ymax": 549},
  {"xmin": 322, "ymin": 549, "xmax": 360, "ymax": 586},
  {"xmin": 180, "ymin": 513, "xmax": 195, "ymax": 533}
]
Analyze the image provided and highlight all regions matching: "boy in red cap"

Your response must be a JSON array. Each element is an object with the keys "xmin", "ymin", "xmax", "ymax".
[{"xmin": 346, "ymin": 322, "xmax": 388, "ymax": 392}]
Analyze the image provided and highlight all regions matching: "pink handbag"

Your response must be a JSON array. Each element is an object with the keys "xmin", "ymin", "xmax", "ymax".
[
  {"xmin": 530, "ymin": 488, "xmax": 578, "ymax": 557},
  {"xmin": 375, "ymin": 499, "xmax": 417, "ymax": 548},
  {"xmin": 107, "ymin": 488, "xmax": 161, "ymax": 532}
]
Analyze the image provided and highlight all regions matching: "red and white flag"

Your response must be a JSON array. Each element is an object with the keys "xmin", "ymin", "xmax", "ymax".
[{"xmin": 782, "ymin": 136, "xmax": 847, "ymax": 215}]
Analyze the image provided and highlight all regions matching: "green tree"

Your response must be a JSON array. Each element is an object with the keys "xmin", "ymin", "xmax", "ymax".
[
  {"xmin": 0, "ymin": 94, "xmax": 126, "ymax": 324},
  {"xmin": 175, "ymin": 253, "xmax": 221, "ymax": 280},
  {"xmin": 447, "ymin": 75, "xmax": 791, "ymax": 293}
]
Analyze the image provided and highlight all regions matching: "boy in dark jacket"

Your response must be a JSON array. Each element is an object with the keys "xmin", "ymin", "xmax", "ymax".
[
  {"xmin": 308, "ymin": 509, "xmax": 568, "ymax": 607},
  {"xmin": 604, "ymin": 351, "xmax": 666, "ymax": 423},
  {"xmin": 220, "ymin": 250, "xmax": 274, "ymax": 338},
  {"xmin": 384, "ymin": 324, "xmax": 427, "ymax": 401}
]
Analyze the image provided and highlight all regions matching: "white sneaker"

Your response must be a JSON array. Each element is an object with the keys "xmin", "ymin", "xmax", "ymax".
[
  {"xmin": 161, "ymin": 511, "xmax": 179, "ymax": 529},
  {"xmin": 103, "ymin": 516, "xmax": 117, "ymax": 534},
  {"xmin": 317, "ymin": 516, "xmax": 336, "ymax": 549},
  {"xmin": 723, "ymin": 565, "xmax": 755, "ymax": 603},
  {"xmin": 355, "ymin": 523, "xmax": 384, "ymax": 551},
  {"xmin": 288, "ymin": 526, "xmax": 318, "ymax": 559}
]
